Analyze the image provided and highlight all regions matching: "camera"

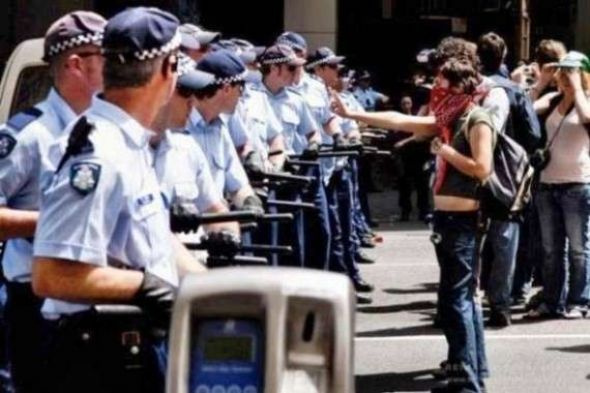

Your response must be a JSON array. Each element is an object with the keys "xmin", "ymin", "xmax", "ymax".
[{"xmin": 530, "ymin": 148, "xmax": 551, "ymax": 170}]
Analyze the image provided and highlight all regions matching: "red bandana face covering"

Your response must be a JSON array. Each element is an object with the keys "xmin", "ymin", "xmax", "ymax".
[{"xmin": 429, "ymin": 82, "xmax": 489, "ymax": 194}]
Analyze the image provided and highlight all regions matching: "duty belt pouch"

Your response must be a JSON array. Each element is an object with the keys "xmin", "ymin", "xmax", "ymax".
[
  {"xmin": 50, "ymin": 305, "xmax": 164, "ymax": 393},
  {"xmin": 91, "ymin": 304, "xmax": 151, "ymax": 371}
]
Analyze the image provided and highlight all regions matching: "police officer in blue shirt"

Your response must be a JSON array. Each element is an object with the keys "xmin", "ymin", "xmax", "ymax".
[
  {"xmin": 307, "ymin": 47, "xmax": 375, "ymax": 295},
  {"xmin": 0, "ymin": 11, "xmax": 106, "ymax": 393},
  {"xmin": 188, "ymin": 50, "xmax": 264, "ymax": 215},
  {"xmin": 32, "ymin": 8, "xmax": 192, "ymax": 393},
  {"xmin": 353, "ymin": 70, "xmax": 390, "ymax": 111},
  {"xmin": 151, "ymin": 54, "xmax": 240, "ymax": 238},
  {"xmin": 255, "ymin": 44, "xmax": 322, "ymax": 267}
]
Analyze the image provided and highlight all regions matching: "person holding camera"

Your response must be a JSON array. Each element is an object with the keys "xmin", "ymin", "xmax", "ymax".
[{"xmin": 528, "ymin": 51, "xmax": 590, "ymax": 319}]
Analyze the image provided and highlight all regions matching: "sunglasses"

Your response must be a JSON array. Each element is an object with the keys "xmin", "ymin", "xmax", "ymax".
[
  {"xmin": 285, "ymin": 64, "xmax": 298, "ymax": 73},
  {"xmin": 231, "ymin": 81, "xmax": 246, "ymax": 93},
  {"xmin": 327, "ymin": 63, "xmax": 339, "ymax": 70}
]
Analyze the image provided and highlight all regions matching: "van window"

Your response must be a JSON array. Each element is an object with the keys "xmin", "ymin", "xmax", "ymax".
[{"xmin": 10, "ymin": 65, "xmax": 52, "ymax": 116}]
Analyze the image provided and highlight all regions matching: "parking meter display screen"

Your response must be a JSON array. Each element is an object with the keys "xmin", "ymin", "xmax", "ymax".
[{"xmin": 190, "ymin": 318, "xmax": 264, "ymax": 393}]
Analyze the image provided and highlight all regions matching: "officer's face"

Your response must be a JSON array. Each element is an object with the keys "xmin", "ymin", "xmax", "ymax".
[
  {"xmin": 221, "ymin": 81, "xmax": 244, "ymax": 114},
  {"xmin": 279, "ymin": 64, "xmax": 298, "ymax": 85},
  {"xmin": 73, "ymin": 45, "xmax": 104, "ymax": 93},
  {"xmin": 321, "ymin": 63, "xmax": 339, "ymax": 87}
]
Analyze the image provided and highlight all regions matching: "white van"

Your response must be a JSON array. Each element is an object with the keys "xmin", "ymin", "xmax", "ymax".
[{"xmin": 0, "ymin": 39, "xmax": 50, "ymax": 123}]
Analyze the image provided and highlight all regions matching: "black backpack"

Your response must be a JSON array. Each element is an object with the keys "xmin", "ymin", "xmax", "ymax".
[
  {"xmin": 490, "ymin": 75, "xmax": 542, "ymax": 154},
  {"xmin": 464, "ymin": 109, "xmax": 535, "ymax": 219}
]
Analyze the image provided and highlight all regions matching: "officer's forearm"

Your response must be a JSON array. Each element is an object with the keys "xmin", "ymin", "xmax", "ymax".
[
  {"xmin": 0, "ymin": 208, "xmax": 38, "ymax": 241},
  {"xmin": 347, "ymin": 111, "xmax": 438, "ymax": 136},
  {"xmin": 346, "ymin": 129, "xmax": 362, "ymax": 141},
  {"xmin": 307, "ymin": 130, "xmax": 322, "ymax": 145},
  {"xmin": 268, "ymin": 135, "xmax": 286, "ymax": 168},
  {"xmin": 203, "ymin": 203, "xmax": 240, "ymax": 235},
  {"xmin": 172, "ymin": 235, "xmax": 207, "ymax": 276},
  {"xmin": 32, "ymin": 257, "xmax": 143, "ymax": 302},
  {"xmin": 231, "ymin": 186, "xmax": 255, "ymax": 208},
  {"xmin": 323, "ymin": 116, "xmax": 342, "ymax": 137}
]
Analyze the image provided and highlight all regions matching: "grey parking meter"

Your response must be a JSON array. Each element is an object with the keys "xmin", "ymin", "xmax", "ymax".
[{"xmin": 166, "ymin": 267, "xmax": 355, "ymax": 393}]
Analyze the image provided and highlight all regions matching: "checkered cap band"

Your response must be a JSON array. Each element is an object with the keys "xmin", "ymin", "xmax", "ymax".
[{"xmin": 47, "ymin": 31, "xmax": 103, "ymax": 58}]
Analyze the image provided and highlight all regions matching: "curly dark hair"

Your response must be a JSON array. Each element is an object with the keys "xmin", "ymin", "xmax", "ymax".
[
  {"xmin": 439, "ymin": 57, "xmax": 480, "ymax": 94},
  {"xmin": 432, "ymin": 37, "xmax": 480, "ymax": 71}
]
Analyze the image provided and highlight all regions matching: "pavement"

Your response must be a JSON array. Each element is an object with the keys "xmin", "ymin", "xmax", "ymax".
[{"xmin": 354, "ymin": 191, "xmax": 590, "ymax": 393}]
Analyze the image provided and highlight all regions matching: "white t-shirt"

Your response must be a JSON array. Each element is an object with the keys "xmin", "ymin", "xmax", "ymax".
[{"xmin": 541, "ymin": 107, "xmax": 590, "ymax": 184}]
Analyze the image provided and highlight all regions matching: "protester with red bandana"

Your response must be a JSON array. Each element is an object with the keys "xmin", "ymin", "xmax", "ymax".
[{"xmin": 331, "ymin": 54, "xmax": 494, "ymax": 393}]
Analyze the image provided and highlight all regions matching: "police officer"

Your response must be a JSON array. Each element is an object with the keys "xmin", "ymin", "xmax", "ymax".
[
  {"xmin": 32, "ymin": 7, "xmax": 190, "ymax": 393},
  {"xmin": 187, "ymin": 50, "xmax": 264, "ymax": 215},
  {"xmin": 352, "ymin": 70, "xmax": 390, "ymax": 111},
  {"xmin": 0, "ymin": 11, "xmax": 106, "ymax": 393},
  {"xmin": 307, "ymin": 47, "xmax": 375, "ymax": 293},
  {"xmin": 151, "ymin": 54, "xmax": 240, "ymax": 239},
  {"xmin": 254, "ymin": 44, "xmax": 323, "ymax": 267}
]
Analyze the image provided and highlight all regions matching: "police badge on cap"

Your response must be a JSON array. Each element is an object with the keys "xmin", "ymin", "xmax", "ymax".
[{"xmin": 70, "ymin": 162, "xmax": 101, "ymax": 195}]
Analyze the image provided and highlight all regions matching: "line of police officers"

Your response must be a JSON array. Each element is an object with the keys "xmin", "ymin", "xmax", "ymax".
[{"xmin": 0, "ymin": 6, "xmax": 378, "ymax": 393}]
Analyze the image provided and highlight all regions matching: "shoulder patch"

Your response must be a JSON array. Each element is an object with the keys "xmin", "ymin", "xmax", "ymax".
[
  {"xmin": 0, "ymin": 133, "xmax": 16, "ymax": 159},
  {"xmin": 6, "ymin": 107, "xmax": 43, "ymax": 132},
  {"xmin": 70, "ymin": 162, "xmax": 101, "ymax": 195}
]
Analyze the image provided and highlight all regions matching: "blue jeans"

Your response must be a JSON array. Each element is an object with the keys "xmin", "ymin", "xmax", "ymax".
[
  {"xmin": 433, "ymin": 211, "xmax": 488, "ymax": 392},
  {"xmin": 537, "ymin": 183, "xmax": 590, "ymax": 312},
  {"xmin": 302, "ymin": 165, "xmax": 331, "ymax": 270},
  {"xmin": 486, "ymin": 220, "xmax": 520, "ymax": 312}
]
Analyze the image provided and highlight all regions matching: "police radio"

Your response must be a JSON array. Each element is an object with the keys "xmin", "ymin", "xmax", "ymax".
[{"xmin": 166, "ymin": 267, "xmax": 355, "ymax": 393}]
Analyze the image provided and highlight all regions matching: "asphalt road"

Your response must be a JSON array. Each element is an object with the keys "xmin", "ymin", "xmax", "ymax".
[{"xmin": 354, "ymin": 192, "xmax": 590, "ymax": 393}]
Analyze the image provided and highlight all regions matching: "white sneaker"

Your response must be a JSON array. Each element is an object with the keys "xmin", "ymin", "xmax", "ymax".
[{"xmin": 563, "ymin": 305, "xmax": 587, "ymax": 320}]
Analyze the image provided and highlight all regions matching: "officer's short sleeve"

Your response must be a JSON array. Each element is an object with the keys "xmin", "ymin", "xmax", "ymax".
[
  {"xmin": 228, "ymin": 111, "xmax": 249, "ymax": 149},
  {"xmin": 190, "ymin": 142, "xmax": 222, "ymax": 211},
  {"xmin": 221, "ymin": 129, "xmax": 249, "ymax": 194},
  {"xmin": 0, "ymin": 128, "xmax": 35, "ymax": 206},
  {"xmin": 297, "ymin": 100, "xmax": 320, "ymax": 138},
  {"xmin": 34, "ymin": 157, "xmax": 123, "ymax": 265}
]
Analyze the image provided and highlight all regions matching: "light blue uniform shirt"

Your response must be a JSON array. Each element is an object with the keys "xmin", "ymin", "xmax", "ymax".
[
  {"xmin": 253, "ymin": 81, "xmax": 319, "ymax": 155},
  {"xmin": 233, "ymin": 84, "xmax": 282, "ymax": 159},
  {"xmin": 187, "ymin": 109, "xmax": 250, "ymax": 196},
  {"xmin": 34, "ymin": 97, "xmax": 177, "ymax": 317},
  {"xmin": 153, "ymin": 129, "xmax": 221, "ymax": 213},
  {"xmin": 353, "ymin": 87, "xmax": 386, "ymax": 111},
  {"xmin": 0, "ymin": 88, "xmax": 76, "ymax": 282},
  {"xmin": 339, "ymin": 91, "xmax": 364, "ymax": 135},
  {"xmin": 227, "ymin": 108, "xmax": 250, "ymax": 150},
  {"xmin": 294, "ymin": 73, "xmax": 339, "ymax": 183}
]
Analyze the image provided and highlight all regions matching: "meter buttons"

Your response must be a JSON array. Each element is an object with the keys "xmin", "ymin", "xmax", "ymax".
[
  {"xmin": 195, "ymin": 386, "xmax": 210, "ymax": 393},
  {"xmin": 243, "ymin": 386, "xmax": 257, "ymax": 393},
  {"xmin": 227, "ymin": 386, "xmax": 241, "ymax": 393},
  {"xmin": 212, "ymin": 386, "xmax": 226, "ymax": 393}
]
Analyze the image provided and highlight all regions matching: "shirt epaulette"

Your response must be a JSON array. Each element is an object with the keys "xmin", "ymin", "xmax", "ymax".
[{"xmin": 6, "ymin": 107, "xmax": 44, "ymax": 132}]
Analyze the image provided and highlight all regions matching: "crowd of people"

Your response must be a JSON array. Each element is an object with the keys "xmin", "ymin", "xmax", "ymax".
[
  {"xmin": 0, "ymin": 4, "xmax": 589, "ymax": 393},
  {"xmin": 332, "ymin": 31, "xmax": 590, "ymax": 392}
]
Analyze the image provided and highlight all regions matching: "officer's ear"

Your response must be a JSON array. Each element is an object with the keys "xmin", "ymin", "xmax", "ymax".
[{"xmin": 161, "ymin": 54, "xmax": 179, "ymax": 79}]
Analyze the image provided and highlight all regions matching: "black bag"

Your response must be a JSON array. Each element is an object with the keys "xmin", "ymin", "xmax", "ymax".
[
  {"xmin": 464, "ymin": 110, "xmax": 535, "ymax": 218},
  {"xmin": 490, "ymin": 75, "xmax": 542, "ymax": 154}
]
